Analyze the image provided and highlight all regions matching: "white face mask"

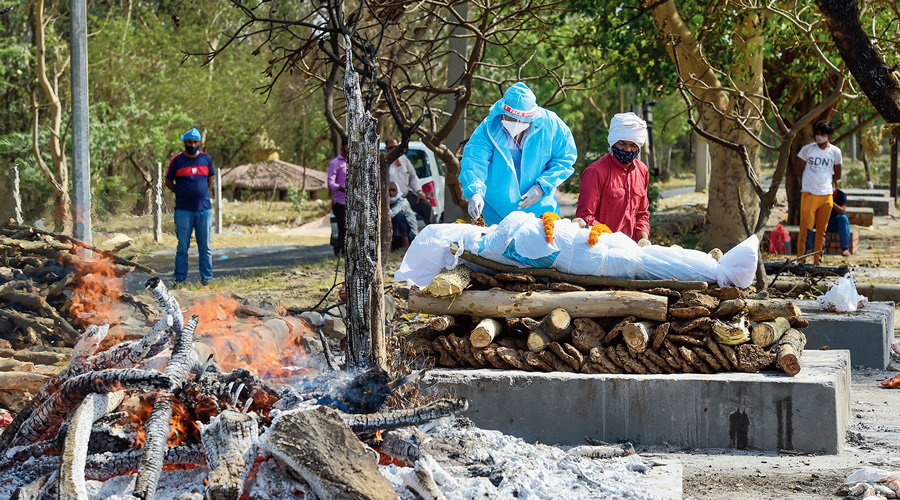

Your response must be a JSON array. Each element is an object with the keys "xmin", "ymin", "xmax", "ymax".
[
  {"xmin": 502, "ymin": 119, "xmax": 530, "ymax": 138},
  {"xmin": 390, "ymin": 192, "xmax": 402, "ymax": 203},
  {"xmin": 815, "ymin": 134, "xmax": 829, "ymax": 145}
]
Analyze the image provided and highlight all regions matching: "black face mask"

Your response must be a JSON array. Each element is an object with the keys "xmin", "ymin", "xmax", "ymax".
[
  {"xmin": 184, "ymin": 145, "xmax": 199, "ymax": 155},
  {"xmin": 611, "ymin": 146, "xmax": 640, "ymax": 165}
]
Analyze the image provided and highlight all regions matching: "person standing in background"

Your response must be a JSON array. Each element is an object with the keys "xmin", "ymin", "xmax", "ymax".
[
  {"xmin": 165, "ymin": 127, "xmax": 215, "ymax": 286},
  {"xmin": 327, "ymin": 138, "xmax": 348, "ymax": 257},
  {"xmin": 795, "ymin": 120, "xmax": 842, "ymax": 265}
]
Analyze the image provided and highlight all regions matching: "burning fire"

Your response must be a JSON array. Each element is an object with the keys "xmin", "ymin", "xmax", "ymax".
[
  {"xmin": 185, "ymin": 295, "xmax": 315, "ymax": 384},
  {"xmin": 68, "ymin": 255, "xmax": 125, "ymax": 326}
]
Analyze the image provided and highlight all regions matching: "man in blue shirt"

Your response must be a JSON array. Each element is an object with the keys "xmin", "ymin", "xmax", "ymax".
[{"xmin": 165, "ymin": 128, "xmax": 215, "ymax": 286}]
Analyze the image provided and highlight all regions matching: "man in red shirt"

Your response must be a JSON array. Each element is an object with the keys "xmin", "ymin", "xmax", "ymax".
[{"xmin": 575, "ymin": 112, "xmax": 650, "ymax": 242}]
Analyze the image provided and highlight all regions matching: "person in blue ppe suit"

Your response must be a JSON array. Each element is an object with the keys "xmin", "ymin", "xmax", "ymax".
[{"xmin": 460, "ymin": 82, "xmax": 577, "ymax": 225}]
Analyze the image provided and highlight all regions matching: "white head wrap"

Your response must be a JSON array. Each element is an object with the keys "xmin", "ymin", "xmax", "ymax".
[{"xmin": 607, "ymin": 112, "xmax": 648, "ymax": 149}]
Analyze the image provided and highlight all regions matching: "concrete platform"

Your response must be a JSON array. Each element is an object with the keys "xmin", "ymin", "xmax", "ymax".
[
  {"xmin": 846, "ymin": 195, "xmax": 894, "ymax": 216},
  {"xmin": 795, "ymin": 300, "xmax": 894, "ymax": 369},
  {"xmin": 426, "ymin": 350, "xmax": 850, "ymax": 454},
  {"xmin": 843, "ymin": 188, "xmax": 890, "ymax": 198}
]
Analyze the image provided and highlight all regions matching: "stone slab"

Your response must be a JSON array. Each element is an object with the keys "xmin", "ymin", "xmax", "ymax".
[
  {"xmin": 843, "ymin": 188, "xmax": 891, "ymax": 198},
  {"xmin": 846, "ymin": 206, "xmax": 874, "ymax": 226},
  {"xmin": 426, "ymin": 350, "xmax": 850, "ymax": 454},
  {"xmin": 846, "ymin": 195, "xmax": 894, "ymax": 216},
  {"xmin": 795, "ymin": 299, "xmax": 894, "ymax": 369}
]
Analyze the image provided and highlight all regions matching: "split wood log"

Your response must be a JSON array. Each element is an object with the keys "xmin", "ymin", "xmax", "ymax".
[
  {"xmin": 643, "ymin": 349, "xmax": 675, "ymax": 374},
  {"xmin": 200, "ymin": 410, "xmax": 260, "ymax": 500},
  {"xmin": 643, "ymin": 288, "xmax": 683, "ymax": 300},
  {"xmin": 679, "ymin": 346, "xmax": 712, "ymax": 374},
  {"xmin": 432, "ymin": 337, "xmax": 460, "ymax": 367},
  {"xmin": 788, "ymin": 316, "xmax": 809, "ymax": 329},
  {"xmin": 409, "ymin": 288, "xmax": 668, "ymax": 321},
  {"xmin": 664, "ymin": 340, "xmax": 694, "ymax": 373},
  {"xmin": 524, "ymin": 351, "xmax": 554, "ymax": 372},
  {"xmin": 58, "ymin": 391, "xmax": 126, "ymax": 500},
  {"xmin": 495, "ymin": 337, "xmax": 527, "ymax": 351},
  {"xmin": 589, "ymin": 347, "xmax": 624, "ymax": 373},
  {"xmin": 712, "ymin": 315, "xmax": 750, "ymax": 345},
  {"xmin": 622, "ymin": 320, "xmax": 656, "ymax": 354},
  {"xmin": 734, "ymin": 344, "xmax": 776, "ymax": 373},
  {"xmin": 569, "ymin": 443, "xmax": 635, "ymax": 458},
  {"xmin": 704, "ymin": 338, "xmax": 733, "ymax": 371},
  {"xmin": 525, "ymin": 308, "xmax": 573, "ymax": 352},
  {"xmin": 651, "ymin": 322, "xmax": 670, "ymax": 351},
  {"xmin": 606, "ymin": 345, "xmax": 629, "ymax": 372},
  {"xmin": 470, "ymin": 318, "xmax": 504, "ymax": 348},
  {"xmin": 494, "ymin": 272, "xmax": 536, "ymax": 283},
  {"xmin": 636, "ymin": 353, "xmax": 662, "ymax": 374},
  {"xmin": 496, "ymin": 347, "xmax": 529, "ymax": 370},
  {"xmin": 719, "ymin": 344, "xmax": 739, "ymax": 369},
  {"xmin": 604, "ymin": 316, "xmax": 636, "ymax": 345},
  {"xmin": 255, "ymin": 406, "xmax": 400, "ymax": 500},
  {"xmin": 539, "ymin": 349, "xmax": 574, "ymax": 372},
  {"xmin": 0, "ymin": 371, "xmax": 48, "ymax": 393},
  {"xmin": 549, "ymin": 342, "xmax": 581, "ymax": 371},
  {"xmin": 775, "ymin": 328, "xmax": 807, "ymax": 376},
  {"xmin": 471, "ymin": 272, "xmax": 501, "ymax": 288},
  {"xmin": 616, "ymin": 344, "xmax": 646, "ymax": 374},
  {"xmin": 450, "ymin": 244, "xmax": 708, "ymax": 291},
  {"xmin": 133, "ymin": 397, "xmax": 174, "ymax": 500},
  {"xmin": 745, "ymin": 299, "xmax": 802, "ymax": 322},
  {"xmin": 707, "ymin": 286, "xmax": 747, "ymax": 300},
  {"xmin": 342, "ymin": 398, "xmax": 469, "ymax": 435},
  {"xmin": 145, "ymin": 277, "xmax": 185, "ymax": 332},
  {"xmin": 678, "ymin": 290, "xmax": 720, "ymax": 309},
  {"xmin": 669, "ymin": 306, "xmax": 710, "ymax": 319},
  {"xmin": 571, "ymin": 318, "xmax": 605, "ymax": 354},
  {"xmin": 430, "ymin": 315, "xmax": 456, "ymax": 332},
  {"xmin": 668, "ymin": 334, "xmax": 705, "ymax": 347},
  {"xmin": 670, "ymin": 316, "xmax": 711, "ymax": 335},
  {"xmin": 422, "ymin": 266, "xmax": 472, "ymax": 298},
  {"xmin": 694, "ymin": 346, "xmax": 722, "ymax": 371},
  {"xmin": 713, "ymin": 299, "xmax": 747, "ymax": 317},
  {"xmin": 549, "ymin": 282, "xmax": 586, "ymax": 292},
  {"xmin": 482, "ymin": 345, "xmax": 514, "ymax": 370},
  {"xmin": 751, "ymin": 317, "xmax": 791, "ymax": 348}
]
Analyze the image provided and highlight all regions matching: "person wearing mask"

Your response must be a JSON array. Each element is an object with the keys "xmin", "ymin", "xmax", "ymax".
[
  {"xmin": 575, "ymin": 112, "xmax": 651, "ymax": 242},
  {"xmin": 795, "ymin": 120, "xmax": 843, "ymax": 265},
  {"xmin": 805, "ymin": 184, "xmax": 851, "ymax": 257},
  {"xmin": 327, "ymin": 139, "xmax": 348, "ymax": 257},
  {"xmin": 386, "ymin": 137, "xmax": 435, "ymax": 225},
  {"xmin": 460, "ymin": 82, "xmax": 577, "ymax": 225},
  {"xmin": 165, "ymin": 128, "xmax": 215, "ymax": 287},
  {"xmin": 388, "ymin": 181, "xmax": 419, "ymax": 250}
]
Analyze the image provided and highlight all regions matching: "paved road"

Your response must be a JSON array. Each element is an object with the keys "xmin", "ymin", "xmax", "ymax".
[{"xmin": 124, "ymin": 244, "xmax": 335, "ymax": 292}]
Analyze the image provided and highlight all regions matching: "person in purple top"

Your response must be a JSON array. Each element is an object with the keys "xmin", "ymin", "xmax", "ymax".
[
  {"xmin": 165, "ymin": 128, "xmax": 215, "ymax": 286},
  {"xmin": 327, "ymin": 138, "xmax": 348, "ymax": 256}
]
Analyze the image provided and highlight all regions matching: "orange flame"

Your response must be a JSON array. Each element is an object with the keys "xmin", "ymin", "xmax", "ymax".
[
  {"xmin": 68, "ymin": 255, "xmax": 125, "ymax": 326},
  {"xmin": 185, "ymin": 295, "xmax": 314, "ymax": 384}
]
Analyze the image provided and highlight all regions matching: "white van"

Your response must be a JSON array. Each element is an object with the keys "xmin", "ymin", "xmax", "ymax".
[{"xmin": 331, "ymin": 142, "xmax": 446, "ymax": 247}]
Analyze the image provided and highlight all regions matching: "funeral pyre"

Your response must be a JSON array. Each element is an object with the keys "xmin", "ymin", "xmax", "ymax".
[
  {"xmin": 400, "ymin": 242, "xmax": 809, "ymax": 378},
  {"xmin": 0, "ymin": 236, "xmax": 671, "ymax": 500}
]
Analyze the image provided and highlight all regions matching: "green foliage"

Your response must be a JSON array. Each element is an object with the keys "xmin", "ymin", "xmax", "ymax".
[
  {"xmin": 679, "ymin": 232, "xmax": 701, "ymax": 250},
  {"xmin": 285, "ymin": 185, "xmax": 308, "ymax": 211}
]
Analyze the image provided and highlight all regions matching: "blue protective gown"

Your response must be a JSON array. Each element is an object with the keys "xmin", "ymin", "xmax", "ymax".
[{"xmin": 460, "ymin": 101, "xmax": 577, "ymax": 225}]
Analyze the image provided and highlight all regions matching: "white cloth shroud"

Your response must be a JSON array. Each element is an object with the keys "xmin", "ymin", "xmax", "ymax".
[{"xmin": 394, "ymin": 211, "xmax": 759, "ymax": 289}]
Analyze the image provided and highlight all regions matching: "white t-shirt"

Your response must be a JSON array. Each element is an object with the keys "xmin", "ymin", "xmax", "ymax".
[
  {"xmin": 798, "ymin": 143, "xmax": 842, "ymax": 195},
  {"xmin": 389, "ymin": 155, "xmax": 421, "ymax": 196}
]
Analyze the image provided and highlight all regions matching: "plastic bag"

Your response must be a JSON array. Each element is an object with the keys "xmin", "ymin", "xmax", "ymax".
[{"xmin": 816, "ymin": 273, "xmax": 869, "ymax": 312}]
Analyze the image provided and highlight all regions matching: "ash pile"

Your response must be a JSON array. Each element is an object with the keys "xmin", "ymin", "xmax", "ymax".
[{"xmin": 403, "ymin": 264, "xmax": 809, "ymax": 377}]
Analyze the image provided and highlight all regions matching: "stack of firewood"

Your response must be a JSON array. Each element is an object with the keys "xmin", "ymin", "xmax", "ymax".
[
  {"xmin": 402, "ymin": 264, "xmax": 809, "ymax": 376},
  {"xmin": 0, "ymin": 223, "xmax": 153, "ymax": 349}
]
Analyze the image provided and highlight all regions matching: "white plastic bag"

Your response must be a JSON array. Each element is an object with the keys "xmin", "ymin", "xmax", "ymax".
[{"xmin": 817, "ymin": 274, "xmax": 869, "ymax": 312}]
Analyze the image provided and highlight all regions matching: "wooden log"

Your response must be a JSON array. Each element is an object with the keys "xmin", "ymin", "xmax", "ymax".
[
  {"xmin": 429, "ymin": 315, "xmax": 456, "ymax": 332},
  {"xmin": 422, "ymin": 266, "xmax": 472, "ymax": 298},
  {"xmin": 604, "ymin": 316, "xmax": 636, "ymax": 344},
  {"xmin": 471, "ymin": 272, "xmax": 501, "ymax": 288},
  {"xmin": 450, "ymin": 244, "xmax": 708, "ymax": 291},
  {"xmin": 525, "ymin": 309, "xmax": 573, "ymax": 352},
  {"xmin": 750, "ymin": 317, "xmax": 791, "ymax": 348},
  {"xmin": 199, "ymin": 410, "xmax": 260, "ymax": 500},
  {"xmin": 775, "ymin": 328, "xmax": 807, "ymax": 376},
  {"xmin": 494, "ymin": 272, "xmax": 536, "ymax": 283},
  {"xmin": 788, "ymin": 316, "xmax": 809, "ymax": 329},
  {"xmin": 712, "ymin": 315, "xmax": 750, "ymax": 345},
  {"xmin": 622, "ymin": 320, "xmax": 656, "ymax": 354},
  {"xmin": 719, "ymin": 343, "xmax": 739, "ymax": 369},
  {"xmin": 679, "ymin": 290, "xmax": 720, "ymax": 310},
  {"xmin": 651, "ymin": 322, "xmax": 670, "ymax": 350},
  {"xmin": 643, "ymin": 349, "xmax": 675, "ymax": 374},
  {"xmin": 745, "ymin": 299, "xmax": 802, "ymax": 322},
  {"xmin": 257, "ymin": 407, "xmax": 397, "ymax": 500},
  {"xmin": 524, "ymin": 351, "xmax": 554, "ymax": 372},
  {"xmin": 470, "ymin": 318, "xmax": 504, "ymax": 348},
  {"xmin": 539, "ymin": 349, "xmax": 574, "ymax": 372},
  {"xmin": 482, "ymin": 345, "xmax": 514, "ymax": 370},
  {"xmin": 668, "ymin": 334, "xmax": 705, "ymax": 347},
  {"xmin": 495, "ymin": 337, "xmax": 527, "ymax": 351},
  {"xmin": 549, "ymin": 342, "xmax": 581, "ymax": 371},
  {"xmin": 708, "ymin": 286, "xmax": 747, "ymax": 300},
  {"xmin": 409, "ymin": 288, "xmax": 668, "ymax": 321},
  {"xmin": 571, "ymin": 318, "xmax": 605, "ymax": 354},
  {"xmin": 549, "ymin": 282, "xmax": 586, "ymax": 292},
  {"xmin": 59, "ymin": 392, "xmax": 125, "ymax": 500},
  {"xmin": 664, "ymin": 340, "xmax": 694, "ymax": 373},
  {"xmin": 670, "ymin": 316, "xmax": 711, "ymax": 334},
  {"xmin": 705, "ymin": 338, "xmax": 733, "ymax": 371},
  {"xmin": 679, "ymin": 346, "xmax": 712, "ymax": 374},
  {"xmin": 605, "ymin": 346, "xmax": 630, "ymax": 372},
  {"xmin": 713, "ymin": 299, "xmax": 747, "ymax": 317},
  {"xmin": 562, "ymin": 343, "xmax": 585, "ymax": 370},
  {"xmin": 694, "ymin": 346, "xmax": 722, "ymax": 371},
  {"xmin": 643, "ymin": 288, "xmax": 683, "ymax": 300},
  {"xmin": 669, "ymin": 306, "xmax": 711, "ymax": 319},
  {"xmin": 432, "ymin": 337, "xmax": 459, "ymax": 367},
  {"xmin": 0, "ymin": 371, "xmax": 49, "ymax": 392},
  {"xmin": 589, "ymin": 348, "xmax": 623, "ymax": 374},
  {"xmin": 734, "ymin": 344, "xmax": 776, "ymax": 373},
  {"xmin": 496, "ymin": 347, "xmax": 528, "ymax": 371},
  {"xmin": 616, "ymin": 344, "xmax": 646, "ymax": 374}
]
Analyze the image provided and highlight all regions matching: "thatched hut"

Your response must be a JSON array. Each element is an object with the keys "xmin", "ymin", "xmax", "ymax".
[{"xmin": 221, "ymin": 160, "xmax": 329, "ymax": 201}]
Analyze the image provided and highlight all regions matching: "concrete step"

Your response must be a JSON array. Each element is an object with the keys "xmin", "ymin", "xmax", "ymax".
[
  {"xmin": 426, "ymin": 350, "xmax": 850, "ymax": 454},
  {"xmin": 794, "ymin": 299, "xmax": 894, "ymax": 369},
  {"xmin": 846, "ymin": 195, "xmax": 894, "ymax": 216},
  {"xmin": 842, "ymin": 188, "xmax": 891, "ymax": 198}
]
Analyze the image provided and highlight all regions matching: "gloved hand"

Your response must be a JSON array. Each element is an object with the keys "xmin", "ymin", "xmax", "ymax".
[
  {"xmin": 518, "ymin": 184, "xmax": 544, "ymax": 209},
  {"xmin": 468, "ymin": 193, "xmax": 484, "ymax": 220},
  {"xmin": 638, "ymin": 238, "xmax": 651, "ymax": 248},
  {"xmin": 572, "ymin": 217, "xmax": 587, "ymax": 229}
]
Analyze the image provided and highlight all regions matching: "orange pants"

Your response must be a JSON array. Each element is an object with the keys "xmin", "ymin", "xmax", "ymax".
[{"xmin": 798, "ymin": 192, "xmax": 833, "ymax": 265}]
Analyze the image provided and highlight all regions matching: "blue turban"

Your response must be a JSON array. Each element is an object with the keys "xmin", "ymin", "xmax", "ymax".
[
  {"xmin": 500, "ymin": 83, "xmax": 538, "ymax": 123},
  {"xmin": 181, "ymin": 128, "xmax": 201, "ymax": 141}
]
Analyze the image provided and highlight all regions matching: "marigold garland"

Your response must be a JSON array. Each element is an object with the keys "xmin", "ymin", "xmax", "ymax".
[
  {"xmin": 587, "ymin": 223, "xmax": 612, "ymax": 246},
  {"xmin": 541, "ymin": 212, "xmax": 561, "ymax": 243}
]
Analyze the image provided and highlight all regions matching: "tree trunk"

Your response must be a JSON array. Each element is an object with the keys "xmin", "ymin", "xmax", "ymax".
[
  {"xmin": 470, "ymin": 318, "xmax": 503, "ymax": 348},
  {"xmin": 408, "ymin": 288, "xmax": 668, "ymax": 321},
  {"xmin": 816, "ymin": 0, "xmax": 900, "ymax": 122},
  {"xmin": 745, "ymin": 299, "xmax": 801, "ymax": 322},
  {"xmin": 750, "ymin": 316, "xmax": 791, "ymax": 348},
  {"xmin": 343, "ymin": 50, "xmax": 385, "ymax": 370}
]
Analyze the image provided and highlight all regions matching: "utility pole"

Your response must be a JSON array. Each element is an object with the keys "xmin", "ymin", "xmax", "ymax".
[{"xmin": 70, "ymin": 0, "xmax": 91, "ymax": 244}]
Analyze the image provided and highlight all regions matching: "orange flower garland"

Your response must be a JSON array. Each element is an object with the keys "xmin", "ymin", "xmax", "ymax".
[
  {"xmin": 587, "ymin": 223, "xmax": 612, "ymax": 246},
  {"xmin": 541, "ymin": 212, "xmax": 561, "ymax": 243}
]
